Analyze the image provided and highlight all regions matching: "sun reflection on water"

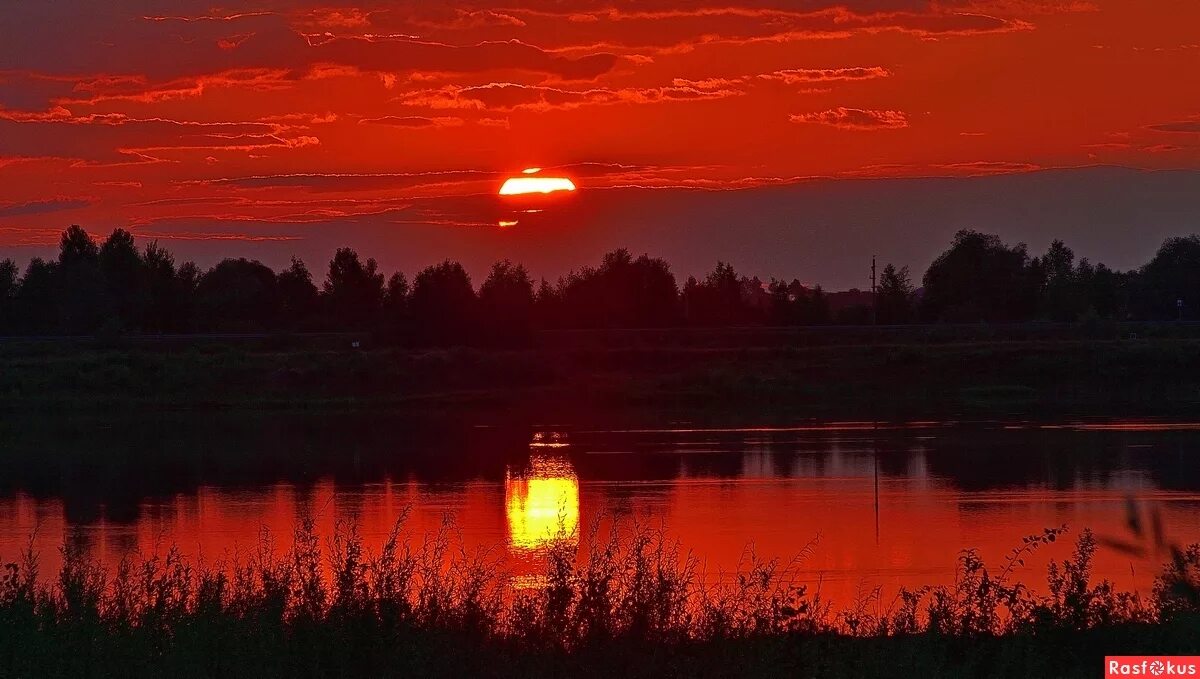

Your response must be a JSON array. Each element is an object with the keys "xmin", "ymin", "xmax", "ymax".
[{"xmin": 505, "ymin": 446, "xmax": 580, "ymax": 552}]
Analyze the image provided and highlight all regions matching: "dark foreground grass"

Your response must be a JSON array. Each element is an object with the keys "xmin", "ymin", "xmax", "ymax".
[{"xmin": 3, "ymin": 519, "xmax": 1199, "ymax": 678}]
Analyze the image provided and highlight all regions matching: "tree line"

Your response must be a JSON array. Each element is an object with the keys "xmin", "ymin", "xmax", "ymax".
[{"xmin": 1, "ymin": 225, "xmax": 1198, "ymax": 342}]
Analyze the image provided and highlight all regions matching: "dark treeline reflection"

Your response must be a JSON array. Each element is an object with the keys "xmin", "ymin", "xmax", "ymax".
[
  {"xmin": 4, "ymin": 226, "xmax": 1200, "ymax": 340},
  {"xmin": 2, "ymin": 416, "xmax": 1199, "ymax": 526}
]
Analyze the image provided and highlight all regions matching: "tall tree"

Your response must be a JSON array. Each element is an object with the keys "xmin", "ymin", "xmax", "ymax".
[
  {"xmin": 559, "ymin": 249, "xmax": 680, "ymax": 328},
  {"xmin": 0, "ymin": 259, "xmax": 18, "ymax": 333},
  {"xmin": 806, "ymin": 285, "xmax": 831, "ymax": 325},
  {"xmin": 375, "ymin": 270, "xmax": 409, "ymax": 338},
  {"xmin": 141, "ymin": 241, "xmax": 183, "ymax": 333},
  {"xmin": 628, "ymin": 254, "xmax": 680, "ymax": 327},
  {"xmin": 56, "ymin": 226, "xmax": 107, "ymax": 333},
  {"xmin": 1079, "ymin": 261, "xmax": 1126, "ymax": 319},
  {"xmin": 277, "ymin": 257, "xmax": 319, "ymax": 329},
  {"xmin": 384, "ymin": 272, "xmax": 409, "ymax": 312},
  {"xmin": 921, "ymin": 229, "xmax": 1037, "ymax": 322},
  {"xmin": 876, "ymin": 264, "xmax": 916, "ymax": 324},
  {"xmin": 1133, "ymin": 235, "xmax": 1200, "ymax": 320},
  {"xmin": 195, "ymin": 258, "xmax": 279, "ymax": 331},
  {"xmin": 15, "ymin": 258, "xmax": 58, "ymax": 333},
  {"xmin": 99, "ymin": 228, "xmax": 145, "ymax": 330},
  {"xmin": 58, "ymin": 225, "xmax": 98, "ymax": 269},
  {"xmin": 767, "ymin": 279, "xmax": 793, "ymax": 325},
  {"xmin": 684, "ymin": 261, "xmax": 751, "ymax": 326},
  {"xmin": 533, "ymin": 277, "xmax": 562, "ymax": 329},
  {"xmin": 323, "ymin": 248, "xmax": 384, "ymax": 330},
  {"xmin": 479, "ymin": 259, "xmax": 534, "ymax": 344},
  {"xmin": 410, "ymin": 260, "xmax": 476, "ymax": 344},
  {"xmin": 1039, "ymin": 239, "xmax": 1084, "ymax": 321}
]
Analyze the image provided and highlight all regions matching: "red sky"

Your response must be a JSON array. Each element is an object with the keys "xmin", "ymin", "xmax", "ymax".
[{"xmin": 1, "ymin": 1, "xmax": 1199, "ymax": 287}]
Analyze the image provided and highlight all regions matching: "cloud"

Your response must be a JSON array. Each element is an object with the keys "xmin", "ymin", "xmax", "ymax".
[
  {"xmin": 0, "ymin": 114, "xmax": 320, "ymax": 163},
  {"xmin": 443, "ymin": 4, "xmax": 1034, "ymax": 55},
  {"xmin": 359, "ymin": 115, "xmax": 465, "ymax": 128},
  {"xmin": 932, "ymin": 161, "xmax": 1042, "ymax": 175},
  {"xmin": 758, "ymin": 67, "xmax": 891, "ymax": 84},
  {"xmin": 410, "ymin": 9, "xmax": 528, "ymax": 30},
  {"xmin": 193, "ymin": 170, "xmax": 501, "ymax": 193},
  {"xmin": 674, "ymin": 66, "xmax": 891, "ymax": 91},
  {"xmin": 1, "ymin": 6, "xmax": 621, "ymax": 85},
  {"xmin": 397, "ymin": 82, "xmax": 742, "ymax": 112},
  {"xmin": 0, "ymin": 1, "xmax": 1039, "ymax": 97},
  {"xmin": 789, "ymin": 107, "xmax": 909, "ymax": 130},
  {"xmin": 0, "ymin": 197, "xmax": 93, "ymax": 217},
  {"xmin": 130, "ymin": 230, "xmax": 302, "ymax": 242},
  {"xmin": 1147, "ymin": 120, "xmax": 1200, "ymax": 133}
]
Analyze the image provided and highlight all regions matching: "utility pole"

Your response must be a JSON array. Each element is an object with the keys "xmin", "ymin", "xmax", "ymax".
[{"xmin": 870, "ymin": 255, "xmax": 877, "ymax": 326}]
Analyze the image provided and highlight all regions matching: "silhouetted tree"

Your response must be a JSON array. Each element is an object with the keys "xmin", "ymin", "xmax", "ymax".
[
  {"xmin": 533, "ymin": 278, "xmax": 563, "ymax": 329},
  {"xmin": 767, "ymin": 279, "xmax": 796, "ymax": 325},
  {"xmin": 99, "ymin": 228, "xmax": 145, "ymax": 330},
  {"xmin": 765, "ymin": 281, "xmax": 830, "ymax": 326},
  {"xmin": 277, "ymin": 257, "xmax": 319, "ymax": 329},
  {"xmin": 1132, "ymin": 235, "xmax": 1200, "ymax": 320},
  {"xmin": 15, "ymin": 258, "xmax": 58, "ymax": 333},
  {"xmin": 629, "ymin": 254, "xmax": 681, "ymax": 327},
  {"xmin": 195, "ymin": 258, "xmax": 278, "ymax": 331},
  {"xmin": 1038, "ymin": 239, "xmax": 1088, "ymax": 321},
  {"xmin": 557, "ymin": 249, "xmax": 679, "ymax": 328},
  {"xmin": 379, "ymin": 271, "xmax": 410, "ymax": 339},
  {"xmin": 805, "ymin": 285, "xmax": 831, "ymax": 325},
  {"xmin": 479, "ymin": 260, "xmax": 534, "ymax": 345},
  {"xmin": 141, "ymin": 241, "xmax": 187, "ymax": 333},
  {"xmin": 384, "ymin": 272, "xmax": 409, "ymax": 312},
  {"xmin": 56, "ymin": 226, "xmax": 108, "ymax": 333},
  {"xmin": 410, "ymin": 260, "xmax": 476, "ymax": 344},
  {"xmin": 1078, "ymin": 261, "xmax": 1126, "ymax": 319},
  {"xmin": 3, "ymin": 223, "xmax": 1194, "ymax": 337},
  {"xmin": 685, "ymin": 261, "xmax": 753, "ymax": 326},
  {"xmin": 323, "ymin": 248, "xmax": 384, "ymax": 330},
  {"xmin": 877, "ymin": 264, "xmax": 916, "ymax": 324},
  {"xmin": 0, "ymin": 259, "xmax": 18, "ymax": 333},
  {"xmin": 58, "ymin": 225, "xmax": 98, "ymax": 269},
  {"xmin": 177, "ymin": 261, "xmax": 201, "ymax": 296},
  {"xmin": 921, "ymin": 230, "xmax": 1038, "ymax": 322}
]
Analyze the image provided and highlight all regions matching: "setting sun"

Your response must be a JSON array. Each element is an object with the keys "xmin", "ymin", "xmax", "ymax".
[{"xmin": 498, "ymin": 176, "xmax": 577, "ymax": 196}]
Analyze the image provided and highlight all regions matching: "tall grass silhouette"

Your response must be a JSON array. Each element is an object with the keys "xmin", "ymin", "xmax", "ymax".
[{"xmin": 2, "ymin": 513, "xmax": 1198, "ymax": 678}]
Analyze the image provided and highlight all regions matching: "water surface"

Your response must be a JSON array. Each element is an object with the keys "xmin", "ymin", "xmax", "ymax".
[{"xmin": 2, "ymin": 417, "xmax": 1198, "ymax": 606}]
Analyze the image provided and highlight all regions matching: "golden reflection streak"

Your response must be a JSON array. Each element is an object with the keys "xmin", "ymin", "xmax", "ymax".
[{"xmin": 505, "ymin": 454, "xmax": 579, "ymax": 551}]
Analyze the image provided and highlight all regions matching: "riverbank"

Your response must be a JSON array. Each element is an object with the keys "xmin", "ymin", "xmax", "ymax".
[{"xmin": 2, "ymin": 332, "xmax": 1200, "ymax": 418}]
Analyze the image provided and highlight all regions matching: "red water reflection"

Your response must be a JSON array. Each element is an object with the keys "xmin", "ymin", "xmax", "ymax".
[{"xmin": 4, "ymin": 452, "xmax": 1198, "ymax": 609}]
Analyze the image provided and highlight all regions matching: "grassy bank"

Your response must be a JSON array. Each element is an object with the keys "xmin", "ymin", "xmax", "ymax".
[
  {"xmin": 2, "ymin": 333, "xmax": 1200, "ymax": 417},
  {"xmin": 2, "ymin": 521, "xmax": 1198, "ymax": 678}
]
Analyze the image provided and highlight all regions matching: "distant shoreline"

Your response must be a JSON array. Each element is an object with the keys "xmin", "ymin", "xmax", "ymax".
[{"xmin": 3, "ymin": 328, "xmax": 1200, "ymax": 417}]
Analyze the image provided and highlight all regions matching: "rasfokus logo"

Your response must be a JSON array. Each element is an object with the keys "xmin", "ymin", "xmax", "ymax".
[{"xmin": 1106, "ymin": 657, "xmax": 1199, "ymax": 677}]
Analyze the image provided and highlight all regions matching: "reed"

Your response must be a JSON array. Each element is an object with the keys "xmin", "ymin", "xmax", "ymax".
[{"xmin": 2, "ymin": 517, "xmax": 1198, "ymax": 678}]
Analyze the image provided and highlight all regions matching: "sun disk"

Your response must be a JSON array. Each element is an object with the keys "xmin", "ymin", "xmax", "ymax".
[{"xmin": 499, "ymin": 176, "xmax": 577, "ymax": 196}]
